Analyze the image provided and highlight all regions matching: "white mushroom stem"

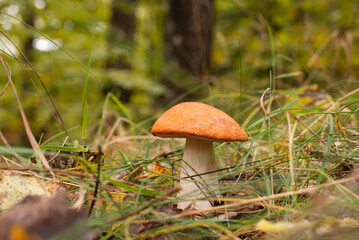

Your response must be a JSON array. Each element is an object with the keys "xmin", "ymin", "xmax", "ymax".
[{"xmin": 177, "ymin": 137, "xmax": 218, "ymax": 210}]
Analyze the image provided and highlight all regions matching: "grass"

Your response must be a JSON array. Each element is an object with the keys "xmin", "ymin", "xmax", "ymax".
[
  {"xmin": 98, "ymin": 89, "xmax": 359, "ymax": 239},
  {"xmin": 1, "ymin": 70, "xmax": 358, "ymax": 239},
  {"xmin": 2, "ymin": 53, "xmax": 359, "ymax": 239}
]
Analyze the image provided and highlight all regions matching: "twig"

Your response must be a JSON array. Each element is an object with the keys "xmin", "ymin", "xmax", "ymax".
[
  {"xmin": 88, "ymin": 147, "xmax": 103, "ymax": 216},
  {"xmin": 0, "ymin": 54, "xmax": 55, "ymax": 179},
  {"xmin": 260, "ymin": 88, "xmax": 284, "ymax": 126},
  {"xmin": 286, "ymin": 112, "xmax": 295, "ymax": 191},
  {"xmin": 0, "ymin": 30, "xmax": 68, "ymax": 135},
  {"xmin": 176, "ymin": 173, "xmax": 359, "ymax": 217}
]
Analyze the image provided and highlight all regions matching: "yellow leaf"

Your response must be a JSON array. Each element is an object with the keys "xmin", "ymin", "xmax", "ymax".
[
  {"xmin": 0, "ymin": 172, "xmax": 50, "ymax": 210},
  {"xmin": 9, "ymin": 224, "xmax": 41, "ymax": 240},
  {"xmin": 256, "ymin": 219, "xmax": 295, "ymax": 233},
  {"xmin": 135, "ymin": 162, "xmax": 171, "ymax": 180}
]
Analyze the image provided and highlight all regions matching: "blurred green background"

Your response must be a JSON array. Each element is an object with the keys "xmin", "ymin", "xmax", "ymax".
[{"xmin": 0, "ymin": 0, "xmax": 358, "ymax": 145}]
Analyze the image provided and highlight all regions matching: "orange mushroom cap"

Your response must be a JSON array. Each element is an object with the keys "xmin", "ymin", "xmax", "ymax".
[{"xmin": 151, "ymin": 102, "xmax": 248, "ymax": 142}]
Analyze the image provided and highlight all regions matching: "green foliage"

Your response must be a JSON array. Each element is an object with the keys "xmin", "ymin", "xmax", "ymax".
[
  {"xmin": 0, "ymin": 0, "xmax": 358, "ymax": 144},
  {"xmin": 0, "ymin": 1, "xmax": 359, "ymax": 238}
]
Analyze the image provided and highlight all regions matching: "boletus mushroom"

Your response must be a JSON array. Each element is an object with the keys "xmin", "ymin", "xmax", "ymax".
[{"xmin": 151, "ymin": 102, "xmax": 248, "ymax": 210}]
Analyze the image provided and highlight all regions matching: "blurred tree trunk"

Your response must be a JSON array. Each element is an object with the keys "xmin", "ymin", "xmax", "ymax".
[
  {"xmin": 163, "ymin": 0, "xmax": 214, "ymax": 101},
  {"xmin": 106, "ymin": 0, "xmax": 137, "ymax": 102}
]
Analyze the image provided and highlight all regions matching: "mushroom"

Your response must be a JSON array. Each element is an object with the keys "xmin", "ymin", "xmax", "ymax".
[{"xmin": 151, "ymin": 102, "xmax": 248, "ymax": 210}]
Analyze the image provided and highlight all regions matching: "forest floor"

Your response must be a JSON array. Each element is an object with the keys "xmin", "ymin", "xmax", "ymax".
[{"xmin": 1, "ymin": 81, "xmax": 359, "ymax": 239}]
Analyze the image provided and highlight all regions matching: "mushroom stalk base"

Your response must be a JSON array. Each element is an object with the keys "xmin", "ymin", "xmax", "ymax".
[{"xmin": 177, "ymin": 137, "xmax": 218, "ymax": 210}]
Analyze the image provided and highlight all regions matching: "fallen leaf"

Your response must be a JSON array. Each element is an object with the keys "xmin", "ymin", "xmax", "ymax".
[{"xmin": 0, "ymin": 171, "xmax": 50, "ymax": 210}]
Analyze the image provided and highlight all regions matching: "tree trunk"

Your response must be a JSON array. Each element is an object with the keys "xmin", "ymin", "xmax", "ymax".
[
  {"xmin": 163, "ymin": 0, "xmax": 214, "ymax": 101},
  {"xmin": 106, "ymin": 0, "xmax": 137, "ymax": 102}
]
